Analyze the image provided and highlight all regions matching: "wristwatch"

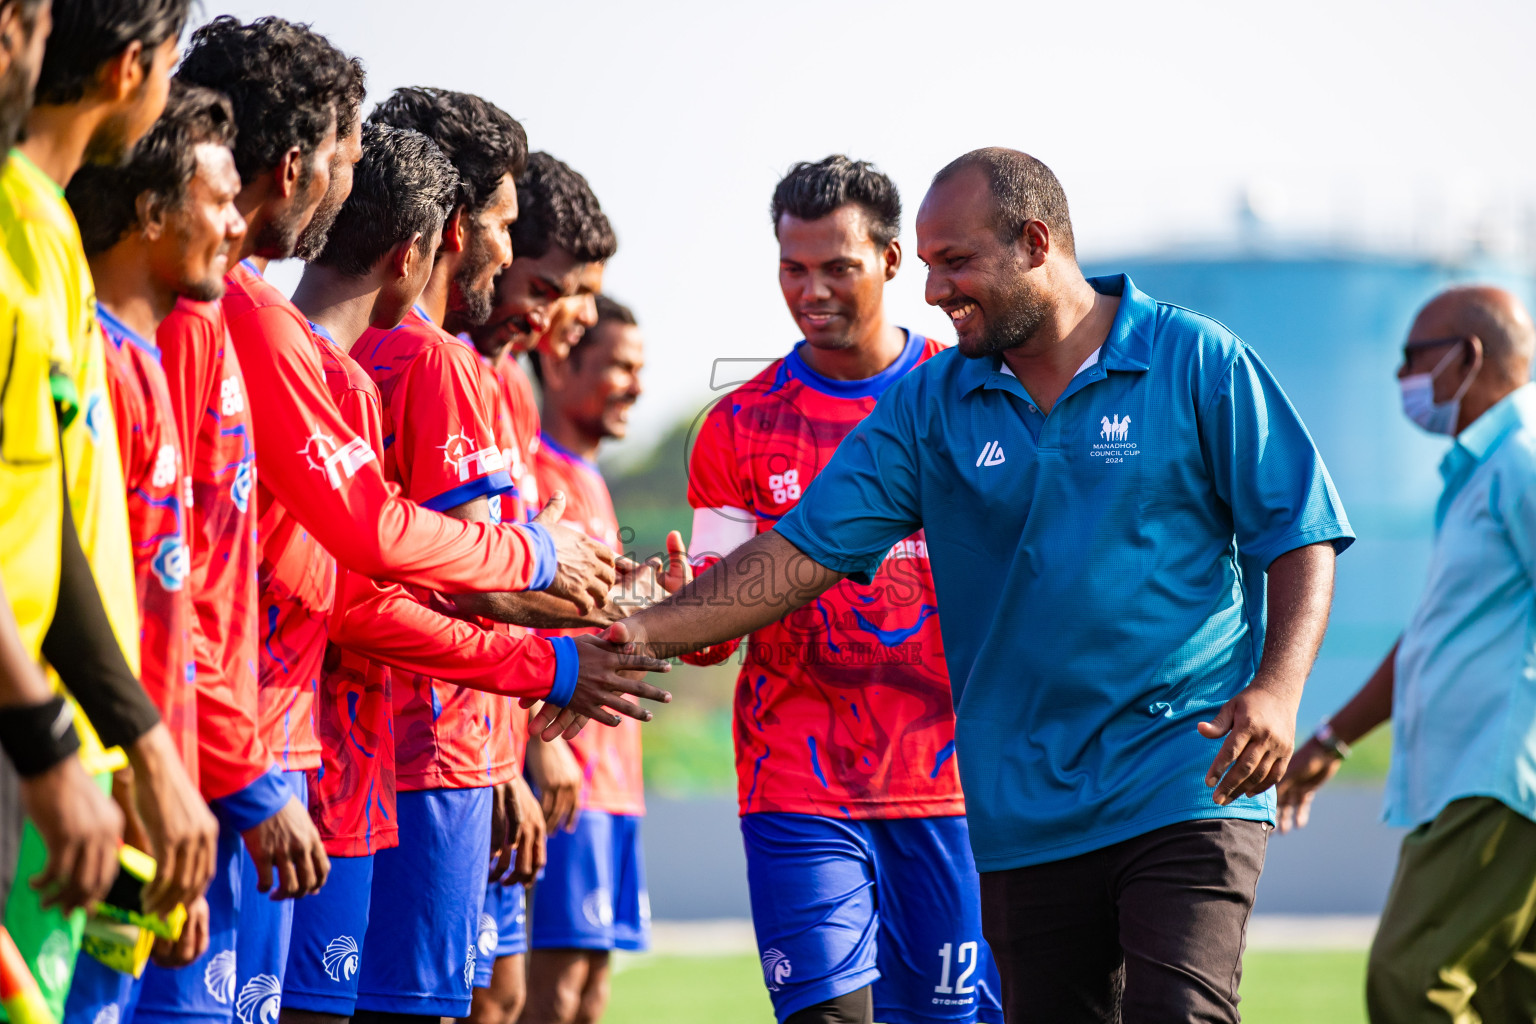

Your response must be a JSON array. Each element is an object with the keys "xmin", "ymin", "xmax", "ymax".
[{"xmin": 1313, "ymin": 721, "xmax": 1352, "ymax": 761}]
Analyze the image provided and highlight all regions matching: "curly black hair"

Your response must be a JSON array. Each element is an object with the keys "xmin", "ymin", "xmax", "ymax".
[
  {"xmin": 176, "ymin": 16, "xmax": 360, "ymax": 185},
  {"xmin": 509, "ymin": 152, "xmax": 617, "ymax": 265},
  {"xmin": 771, "ymin": 154, "xmax": 902, "ymax": 249},
  {"xmin": 368, "ymin": 87, "xmax": 526, "ymax": 215},
  {"xmin": 67, "ymin": 78, "xmax": 235, "ymax": 256},
  {"xmin": 312, "ymin": 122, "xmax": 459, "ymax": 277},
  {"xmin": 34, "ymin": 0, "xmax": 192, "ymax": 106}
]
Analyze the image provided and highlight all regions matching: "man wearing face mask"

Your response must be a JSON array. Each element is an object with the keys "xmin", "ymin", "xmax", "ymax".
[{"xmin": 1277, "ymin": 285, "xmax": 1536, "ymax": 1024}]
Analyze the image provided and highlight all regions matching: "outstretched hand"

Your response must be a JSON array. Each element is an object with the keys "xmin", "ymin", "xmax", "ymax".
[
  {"xmin": 533, "ymin": 492, "xmax": 617, "ymax": 614},
  {"xmin": 526, "ymin": 620, "xmax": 670, "ymax": 740}
]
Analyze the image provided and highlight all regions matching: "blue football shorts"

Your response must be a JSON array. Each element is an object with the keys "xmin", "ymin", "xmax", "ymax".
[{"xmin": 741, "ymin": 813, "xmax": 1003, "ymax": 1024}]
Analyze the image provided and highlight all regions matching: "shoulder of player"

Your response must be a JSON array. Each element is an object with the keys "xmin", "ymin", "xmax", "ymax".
[
  {"xmin": 707, "ymin": 354, "xmax": 792, "ymax": 415},
  {"xmin": 1146, "ymin": 299, "xmax": 1248, "ymax": 369},
  {"xmin": 352, "ymin": 313, "xmax": 465, "ymax": 369}
]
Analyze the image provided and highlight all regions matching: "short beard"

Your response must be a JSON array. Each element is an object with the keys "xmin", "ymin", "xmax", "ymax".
[
  {"xmin": 803, "ymin": 327, "xmax": 856, "ymax": 351},
  {"xmin": 178, "ymin": 274, "xmax": 226, "ymax": 303},
  {"xmin": 292, "ymin": 180, "xmax": 345, "ymax": 262},
  {"xmin": 957, "ymin": 283, "xmax": 1052, "ymax": 359},
  {"xmin": 249, "ymin": 163, "xmax": 315, "ymax": 261},
  {"xmin": 82, "ymin": 111, "xmax": 132, "ymax": 167},
  {"xmin": 447, "ymin": 242, "xmax": 498, "ymax": 329}
]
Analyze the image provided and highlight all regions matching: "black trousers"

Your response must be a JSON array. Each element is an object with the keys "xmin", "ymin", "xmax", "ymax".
[{"xmin": 980, "ymin": 818, "xmax": 1269, "ymax": 1024}]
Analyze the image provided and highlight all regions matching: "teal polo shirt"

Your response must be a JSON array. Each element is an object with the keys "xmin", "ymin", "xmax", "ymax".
[{"xmin": 774, "ymin": 274, "xmax": 1354, "ymax": 871}]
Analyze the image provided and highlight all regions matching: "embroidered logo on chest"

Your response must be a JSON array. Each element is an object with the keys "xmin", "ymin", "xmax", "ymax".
[{"xmin": 1090, "ymin": 413, "xmax": 1140, "ymax": 464}]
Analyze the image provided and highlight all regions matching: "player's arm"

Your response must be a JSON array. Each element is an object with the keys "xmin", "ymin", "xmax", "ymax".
[
  {"xmin": 158, "ymin": 311, "xmax": 321, "ymax": 898},
  {"xmin": 330, "ymin": 566, "xmax": 671, "ymax": 722},
  {"xmin": 609, "ymin": 529, "xmax": 845, "ymax": 660},
  {"xmin": 0, "ymin": 573, "xmax": 123, "ymax": 912},
  {"xmin": 233, "ymin": 306, "xmax": 611, "ymax": 608},
  {"xmin": 434, "ymin": 493, "xmax": 615, "ymax": 628},
  {"xmin": 43, "ymin": 477, "xmax": 217, "ymax": 915}
]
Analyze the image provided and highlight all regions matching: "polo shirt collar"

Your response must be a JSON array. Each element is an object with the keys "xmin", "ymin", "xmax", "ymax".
[
  {"xmin": 959, "ymin": 274, "xmax": 1155, "ymax": 395},
  {"xmin": 1441, "ymin": 382, "xmax": 1536, "ymax": 481}
]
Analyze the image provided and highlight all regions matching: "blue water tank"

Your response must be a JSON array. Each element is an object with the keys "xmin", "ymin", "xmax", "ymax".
[{"xmin": 1083, "ymin": 254, "xmax": 1536, "ymax": 722}]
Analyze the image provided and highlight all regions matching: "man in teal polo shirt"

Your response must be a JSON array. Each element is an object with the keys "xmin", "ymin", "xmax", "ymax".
[
  {"xmin": 1278, "ymin": 286, "xmax": 1536, "ymax": 1024},
  {"xmin": 595, "ymin": 147, "xmax": 1352, "ymax": 1023}
]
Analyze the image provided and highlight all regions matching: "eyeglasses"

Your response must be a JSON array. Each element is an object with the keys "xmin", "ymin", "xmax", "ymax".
[{"xmin": 1400, "ymin": 335, "xmax": 1467, "ymax": 365}]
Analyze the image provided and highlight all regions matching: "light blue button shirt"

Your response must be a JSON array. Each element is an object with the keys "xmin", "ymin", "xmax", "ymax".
[
  {"xmin": 776, "ymin": 275, "xmax": 1354, "ymax": 870},
  {"xmin": 1387, "ymin": 383, "xmax": 1536, "ymax": 828}
]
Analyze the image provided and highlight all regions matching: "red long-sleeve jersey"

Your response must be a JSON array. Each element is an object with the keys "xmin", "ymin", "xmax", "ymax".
[
  {"xmin": 156, "ymin": 297, "xmax": 271, "ymax": 802},
  {"xmin": 100, "ymin": 305, "xmax": 196, "ymax": 783},
  {"xmin": 308, "ymin": 323, "xmax": 569, "ymax": 853},
  {"xmin": 222, "ymin": 263, "xmax": 556, "ymax": 772},
  {"xmin": 351, "ymin": 308, "xmax": 527, "ymax": 791}
]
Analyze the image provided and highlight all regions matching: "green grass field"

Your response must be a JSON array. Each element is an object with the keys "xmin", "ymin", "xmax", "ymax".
[{"xmin": 604, "ymin": 951, "xmax": 1368, "ymax": 1024}]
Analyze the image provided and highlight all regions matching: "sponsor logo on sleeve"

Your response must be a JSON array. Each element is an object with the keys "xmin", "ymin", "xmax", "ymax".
[{"xmin": 300, "ymin": 430, "xmax": 376, "ymax": 489}]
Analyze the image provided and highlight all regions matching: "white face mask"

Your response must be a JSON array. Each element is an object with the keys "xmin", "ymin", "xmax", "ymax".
[{"xmin": 1399, "ymin": 341, "xmax": 1477, "ymax": 436}]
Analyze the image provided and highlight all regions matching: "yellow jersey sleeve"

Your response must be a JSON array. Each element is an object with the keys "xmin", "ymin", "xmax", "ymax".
[
  {"xmin": 2, "ymin": 151, "xmax": 136, "ymax": 773},
  {"xmin": 0, "ymin": 220, "xmax": 62, "ymax": 662}
]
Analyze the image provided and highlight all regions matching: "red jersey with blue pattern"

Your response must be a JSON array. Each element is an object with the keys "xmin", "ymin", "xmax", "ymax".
[
  {"xmin": 535, "ymin": 434, "xmax": 644, "ymax": 816},
  {"xmin": 475, "ymin": 352, "xmax": 542, "ymax": 771},
  {"xmin": 685, "ymin": 330, "xmax": 965, "ymax": 819},
  {"xmin": 307, "ymin": 322, "xmax": 393, "ymax": 852},
  {"xmin": 226, "ymin": 264, "xmax": 551, "ymax": 780},
  {"xmin": 353, "ymin": 307, "xmax": 517, "ymax": 791},
  {"xmin": 309, "ymin": 326, "xmax": 571, "ymax": 852},
  {"xmin": 156, "ymin": 297, "xmax": 270, "ymax": 801},
  {"xmin": 485, "ymin": 355, "xmax": 542, "ymax": 521},
  {"xmin": 100, "ymin": 305, "xmax": 196, "ymax": 784}
]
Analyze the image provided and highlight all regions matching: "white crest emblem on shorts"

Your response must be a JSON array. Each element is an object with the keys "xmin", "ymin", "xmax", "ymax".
[
  {"xmin": 235, "ymin": 973, "xmax": 282, "ymax": 1024},
  {"xmin": 477, "ymin": 913, "xmax": 499, "ymax": 957},
  {"xmin": 92, "ymin": 1005, "xmax": 120, "ymax": 1024},
  {"xmin": 761, "ymin": 948, "xmax": 792, "ymax": 992},
  {"xmin": 581, "ymin": 889, "xmax": 614, "ymax": 929},
  {"xmin": 323, "ymin": 935, "xmax": 360, "ymax": 982},
  {"xmin": 464, "ymin": 943, "xmax": 477, "ymax": 988},
  {"xmin": 204, "ymin": 950, "xmax": 237, "ymax": 1004}
]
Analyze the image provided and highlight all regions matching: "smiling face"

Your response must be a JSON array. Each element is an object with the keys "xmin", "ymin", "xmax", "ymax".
[
  {"xmin": 777, "ymin": 203, "xmax": 897, "ymax": 351},
  {"xmin": 551, "ymin": 319, "xmax": 645, "ymax": 443},
  {"xmin": 917, "ymin": 166, "xmax": 1051, "ymax": 358},
  {"xmin": 536, "ymin": 261, "xmax": 604, "ymax": 361},
  {"xmin": 447, "ymin": 172, "xmax": 519, "ymax": 330},
  {"xmin": 148, "ymin": 141, "xmax": 246, "ymax": 302},
  {"xmin": 470, "ymin": 245, "xmax": 586, "ymax": 359}
]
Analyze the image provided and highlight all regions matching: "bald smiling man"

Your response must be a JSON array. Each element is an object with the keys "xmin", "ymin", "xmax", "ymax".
[{"xmin": 1278, "ymin": 285, "xmax": 1536, "ymax": 1024}]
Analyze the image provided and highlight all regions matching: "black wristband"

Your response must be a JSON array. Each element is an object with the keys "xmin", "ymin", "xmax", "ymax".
[{"xmin": 0, "ymin": 695, "xmax": 82, "ymax": 777}]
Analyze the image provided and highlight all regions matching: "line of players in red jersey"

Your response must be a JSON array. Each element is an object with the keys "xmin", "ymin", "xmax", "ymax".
[
  {"xmin": 27, "ymin": 11, "xmax": 682, "ymax": 1024},
  {"xmin": 2, "ymin": 6, "xmax": 1007, "ymax": 1024}
]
